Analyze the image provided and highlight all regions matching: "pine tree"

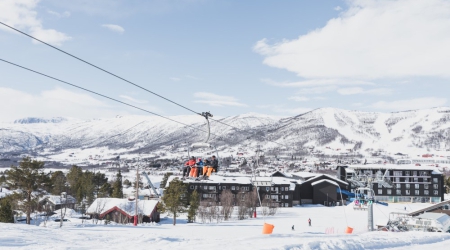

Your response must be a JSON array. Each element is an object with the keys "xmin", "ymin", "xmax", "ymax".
[
  {"xmin": 187, "ymin": 190, "xmax": 199, "ymax": 223},
  {"xmin": 6, "ymin": 157, "xmax": 49, "ymax": 224},
  {"xmin": 98, "ymin": 182, "xmax": 112, "ymax": 198},
  {"xmin": 0, "ymin": 197, "xmax": 14, "ymax": 223},
  {"xmin": 111, "ymin": 170, "xmax": 123, "ymax": 198},
  {"xmin": 160, "ymin": 172, "xmax": 173, "ymax": 188},
  {"xmin": 50, "ymin": 171, "xmax": 66, "ymax": 195},
  {"xmin": 161, "ymin": 179, "xmax": 187, "ymax": 225},
  {"xmin": 66, "ymin": 166, "xmax": 83, "ymax": 202}
]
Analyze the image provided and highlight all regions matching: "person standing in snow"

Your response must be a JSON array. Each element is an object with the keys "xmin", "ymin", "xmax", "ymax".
[
  {"xmin": 292, "ymin": 225, "xmax": 295, "ymax": 231},
  {"xmin": 308, "ymin": 218, "xmax": 311, "ymax": 226}
]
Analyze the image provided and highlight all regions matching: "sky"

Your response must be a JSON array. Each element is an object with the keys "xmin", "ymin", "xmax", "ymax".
[{"xmin": 0, "ymin": 0, "xmax": 450, "ymax": 122}]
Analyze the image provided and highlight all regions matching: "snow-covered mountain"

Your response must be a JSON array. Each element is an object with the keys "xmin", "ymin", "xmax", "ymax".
[{"xmin": 1, "ymin": 107, "xmax": 450, "ymax": 165}]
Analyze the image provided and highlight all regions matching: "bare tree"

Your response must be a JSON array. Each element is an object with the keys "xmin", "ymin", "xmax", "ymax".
[{"xmin": 220, "ymin": 190, "xmax": 234, "ymax": 221}]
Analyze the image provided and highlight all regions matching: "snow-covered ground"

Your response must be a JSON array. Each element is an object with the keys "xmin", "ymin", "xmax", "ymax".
[{"xmin": 1, "ymin": 198, "xmax": 450, "ymax": 249}]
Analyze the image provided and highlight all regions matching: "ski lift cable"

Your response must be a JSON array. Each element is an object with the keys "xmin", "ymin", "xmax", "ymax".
[
  {"xmin": 0, "ymin": 58, "xmax": 214, "ymax": 137},
  {"xmin": 0, "ymin": 58, "xmax": 256, "ymax": 150},
  {"xmin": 0, "ymin": 21, "xmax": 201, "ymax": 117},
  {"xmin": 0, "ymin": 21, "xmax": 295, "ymax": 150}
]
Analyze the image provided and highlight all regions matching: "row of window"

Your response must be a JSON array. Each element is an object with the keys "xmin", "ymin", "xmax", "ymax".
[
  {"xmin": 190, "ymin": 185, "xmax": 251, "ymax": 191},
  {"xmin": 378, "ymin": 189, "xmax": 439, "ymax": 196},
  {"xmin": 264, "ymin": 194, "xmax": 290, "ymax": 200},
  {"xmin": 393, "ymin": 184, "xmax": 439, "ymax": 189},
  {"xmin": 392, "ymin": 177, "xmax": 439, "ymax": 183},
  {"xmin": 392, "ymin": 171, "xmax": 431, "ymax": 177}
]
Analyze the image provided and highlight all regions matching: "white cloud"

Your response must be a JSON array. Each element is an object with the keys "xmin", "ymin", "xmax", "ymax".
[
  {"xmin": 101, "ymin": 24, "xmax": 125, "ymax": 34},
  {"xmin": 338, "ymin": 87, "xmax": 393, "ymax": 96},
  {"xmin": 119, "ymin": 95, "xmax": 147, "ymax": 104},
  {"xmin": 257, "ymin": 104, "xmax": 311, "ymax": 115},
  {"xmin": 262, "ymin": 78, "xmax": 373, "ymax": 88},
  {"xmin": 193, "ymin": 92, "xmax": 247, "ymax": 107},
  {"xmin": 370, "ymin": 97, "xmax": 447, "ymax": 111},
  {"xmin": 254, "ymin": 0, "xmax": 450, "ymax": 80},
  {"xmin": 47, "ymin": 10, "xmax": 70, "ymax": 18},
  {"xmin": 334, "ymin": 6, "xmax": 342, "ymax": 11},
  {"xmin": 0, "ymin": 0, "xmax": 71, "ymax": 46},
  {"xmin": 288, "ymin": 96, "xmax": 326, "ymax": 102},
  {"xmin": 185, "ymin": 75, "xmax": 200, "ymax": 80},
  {"xmin": 0, "ymin": 87, "xmax": 123, "ymax": 122},
  {"xmin": 170, "ymin": 77, "xmax": 181, "ymax": 81},
  {"xmin": 296, "ymin": 86, "xmax": 338, "ymax": 95},
  {"xmin": 288, "ymin": 96, "xmax": 309, "ymax": 102}
]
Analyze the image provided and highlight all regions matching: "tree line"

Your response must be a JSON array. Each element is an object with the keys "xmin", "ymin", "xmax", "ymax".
[{"xmin": 0, "ymin": 157, "xmax": 124, "ymax": 224}]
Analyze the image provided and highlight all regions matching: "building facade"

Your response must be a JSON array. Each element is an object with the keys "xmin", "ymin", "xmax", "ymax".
[{"xmin": 337, "ymin": 164, "xmax": 445, "ymax": 203}]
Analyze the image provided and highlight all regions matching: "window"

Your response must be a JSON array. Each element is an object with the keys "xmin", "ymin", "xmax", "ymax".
[
  {"xmin": 285, "ymin": 203, "xmax": 289, "ymax": 207},
  {"xmin": 405, "ymin": 190, "xmax": 410, "ymax": 195},
  {"xmin": 231, "ymin": 186, "xmax": 236, "ymax": 190},
  {"xmin": 284, "ymin": 195, "xmax": 289, "ymax": 199},
  {"xmin": 236, "ymin": 186, "xmax": 239, "ymax": 191},
  {"xmin": 265, "ymin": 195, "xmax": 270, "ymax": 199},
  {"xmin": 405, "ymin": 171, "xmax": 410, "ymax": 176},
  {"xmin": 413, "ymin": 171, "xmax": 417, "ymax": 176},
  {"xmin": 396, "ymin": 190, "xmax": 402, "ymax": 195},
  {"xmin": 222, "ymin": 186, "xmax": 226, "ymax": 190},
  {"xmin": 433, "ymin": 178, "xmax": 438, "ymax": 183},
  {"xmin": 209, "ymin": 186, "xmax": 216, "ymax": 191},
  {"xmin": 266, "ymin": 187, "xmax": 270, "ymax": 191},
  {"xmin": 378, "ymin": 189, "xmax": 383, "ymax": 195},
  {"xmin": 387, "ymin": 189, "xmax": 392, "ymax": 195},
  {"xmin": 405, "ymin": 184, "xmax": 410, "ymax": 189},
  {"xmin": 204, "ymin": 185, "xmax": 208, "ymax": 189},
  {"xmin": 415, "ymin": 190, "xmax": 419, "ymax": 195},
  {"xmin": 396, "ymin": 184, "xmax": 401, "ymax": 189},
  {"xmin": 190, "ymin": 185, "xmax": 195, "ymax": 190},
  {"xmin": 395, "ymin": 177, "xmax": 400, "ymax": 182},
  {"xmin": 394, "ymin": 171, "xmax": 402, "ymax": 176},
  {"xmin": 424, "ymin": 190, "xmax": 429, "ymax": 195},
  {"xmin": 433, "ymin": 184, "xmax": 438, "ymax": 189},
  {"xmin": 424, "ymin": 184, "xmax": 428, "ymax": 189},
  {"xmin": 434, "ymin": 190, "xmax": 439, "ymax": 195},
  {"xmin": 420, "ymin": 171, "xmax": 428, "ymax": 176},
  {"xmin": 242, "ymin": 186, "xmax": 249, "ymax": 191},
  {"xmin": 405, "ymin": 177, "xmax": 410, "ymax": 182},
  {"xmin": 281, "ymin": 187, "xmax": 284, "ymax": 191},
  {"xmin": 415, "ymin": 184, "xmax": 419, "ymax": 189},
  {"xmin": 271, "ymin": 195, "xmax": 278, "ymax": 200},
  {"xmin": 414, "ymin": 177, "xmax": 418, "ymax": 182},
  {"xmin": 203, "ymin": 194, "xmax": 209, "ymax": 198}
]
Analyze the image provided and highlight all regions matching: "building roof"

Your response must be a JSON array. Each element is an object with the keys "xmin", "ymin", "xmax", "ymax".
[
  {"xmin": 345, "ymin": 164, "xmax": 442, "ymax": 172},
  {"xmin": 86, "ymin": 198, "xmax": 158, "ymax": 217},
  {"xmin": 311, "ymin": 179, "xmax": 339, "ymax": 187},
  {"xmin": 416, "ymin": 213, "xmax": 450, "ymax": 227},
  {"xmin": 39, "ymin": 195, "xmax": 76, "ymax": 205},
  {"xmin": 303, "ymin": 174, "xmax": 348, "ymax": 186}
]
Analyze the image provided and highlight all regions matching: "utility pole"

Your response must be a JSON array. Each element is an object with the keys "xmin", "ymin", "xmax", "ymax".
[{"xmin": 134, "ymin": 158, "xmax": 139, "ymax": 226}]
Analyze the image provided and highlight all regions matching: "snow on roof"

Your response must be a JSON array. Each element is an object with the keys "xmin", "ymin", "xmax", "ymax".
[
  {"xmin": 311, "ymin": 179, "xmax": 339, "ymax": 187},
  {"xmin": 416, "ymin": 213, "xmax": 450, "ymax": 228},
  {"xmin": 40, "ymin": 195, "xmax": 76, "ymax": 205},
  {"xmin": 290, "ymin": 172, "xmax": 319, "ymax": 179},
  {"xmin": 303, "ymin": 174, "xmax": 348, "ymax": 186},
  {"xmin": 347, "ymin": 164, "xmax": 441, "ymax": 172},
  {"xmin": 86, "ymin": 198, "xmax": 158, "ymax": 217}
]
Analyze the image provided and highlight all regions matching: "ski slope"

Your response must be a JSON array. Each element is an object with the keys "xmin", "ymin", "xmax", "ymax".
[{"xmin": 1, "ymin": 188, "xmax": 449, "ymax": 249}]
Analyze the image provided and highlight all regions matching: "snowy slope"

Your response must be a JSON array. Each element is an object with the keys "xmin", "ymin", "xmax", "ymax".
[{"xmin": 1, "ymin": 108, "xmax": 450, "ymax": 164}]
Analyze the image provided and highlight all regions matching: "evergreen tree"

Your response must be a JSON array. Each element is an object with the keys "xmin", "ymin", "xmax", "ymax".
[
  {"xmin": 98, "ymin": 182, "xmax": 112, "ymax": 198},
  {"xmin": 161, "ymin": 179, "xmax": 187, "ymax": 225},
  {"xmin": 0, "ymin": 197, "xmax": 14, "ymax": 223},
  {"xmin": 50, "ymin": 171, "xmax": 66, "ymax": 195},
  {"xmin": 82, "ymin": 171, "xmax": 95, "ymax": 205},
  {"xmin": 66, "ymin": 166, "xmax": 83, "ymax": 202},
  {"xmin": 6, "ymin": 157, "xmax": 49, "ymax": 224},
  {"xmin": 93, "ymin": 172, "xmax": 109, "ymax": 197},
  {"xmin": 111, "ymin": 170, "xmax": 123, "ymax": 198},
  {"xmin": 160, "ymin": 172, "xmax": 173, "ymax": 188},
  {"xmin": 187, "ymin": 190, "xmax": 199, "ymax": 223}
]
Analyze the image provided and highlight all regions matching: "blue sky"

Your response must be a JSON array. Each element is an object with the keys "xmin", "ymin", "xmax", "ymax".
[{"xmin": 0, "ymin": 0, "xmax": 449, "ymax": 122}]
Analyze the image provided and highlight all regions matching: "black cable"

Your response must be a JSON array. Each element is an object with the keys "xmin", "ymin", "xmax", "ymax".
[
  {"xmin": 0, "ymin": 20, "xmax": 295, "ymax": 150},
  {"xmin": 0, "ymin": 58, "xmax": 210, "ymax": 136},
  {"xmin": 0, "ymin": 21, "xmax": 201, "ymax": 117}
]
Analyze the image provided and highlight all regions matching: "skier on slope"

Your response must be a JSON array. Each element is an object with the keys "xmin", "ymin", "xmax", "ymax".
[{"xmin": 308, "ymin": 218, "xmax": 311, "ymax": 226}]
